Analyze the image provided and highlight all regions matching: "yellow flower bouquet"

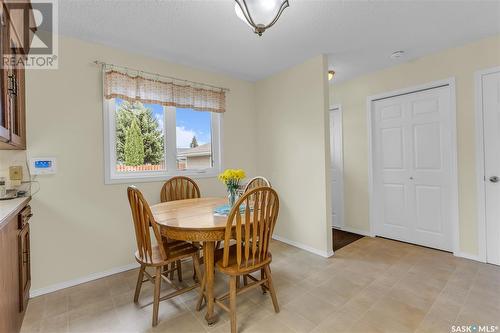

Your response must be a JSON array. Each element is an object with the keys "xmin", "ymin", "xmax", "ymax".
[{"xmin": 218, "ymin": 169, "xmax": 246, "ymax": 206}]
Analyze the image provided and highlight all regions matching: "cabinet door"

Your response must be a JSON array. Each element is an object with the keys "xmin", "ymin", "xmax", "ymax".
[
  {"xmin": 18, "ymin": 222, "xmax": 30, "ymax": 312},
  {"xmin": 7, "ymin": 30, "xmax": 25, "ymax": 148},
  {"xmin": 0, "ymin": 5, "xmax": 10, "ymax": 142}
]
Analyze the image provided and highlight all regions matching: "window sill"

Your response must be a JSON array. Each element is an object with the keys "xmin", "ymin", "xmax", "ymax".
[{"xmin": 105, "ymin": 169, "xmax": 220, "ymax": 185}]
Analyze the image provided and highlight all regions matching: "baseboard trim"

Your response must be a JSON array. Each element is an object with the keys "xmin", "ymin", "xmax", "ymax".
[
  {"xmin": 454, "ymin": 251, "xmax": 485, "ymax": 263},
  {"xmin": 272, "ymin": 234, "xmax": 334, "ymax": 258},
  {"xmin": 30, "ymin": 262, "xmax": 140, "ymax": 298},
  {"xmin": 333, "ymin": 225, "xmax": 374, "ymax": 237}
]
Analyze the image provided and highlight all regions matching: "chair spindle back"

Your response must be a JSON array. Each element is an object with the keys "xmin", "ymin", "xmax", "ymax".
[
  {"xmin": 127, "ymin": 186, "xmax": 166, "ymax": 263},
  {"xmin": 222, "ymin": 187, "xmax": 279, "ymax": 272},
  {"xmin": 160, "ymin": 176, "xmax": 201, "ymax": 202},
  {"xmin": 243, "ymin": 176, "xmax": 271, "ymax": 193}
]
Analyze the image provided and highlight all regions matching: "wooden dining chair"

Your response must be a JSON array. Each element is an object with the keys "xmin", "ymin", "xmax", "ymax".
[
  {"xmin": 160, "ymin": 176, "xmax": 201, "ymax": 202},
  {"xmin": 243, "ymin": 176, "xmax": 271, "ymax": 193},
  {"xmin": 127, "ymin": 186, "xmax": 202, "ymax": 327},
  {"xmin": 160, "ymin": 176, "xmax": 201, "ymax": 280},
  {"xmin": 211, "ymin": 187, "xmax": 280, "ymax": 333}
]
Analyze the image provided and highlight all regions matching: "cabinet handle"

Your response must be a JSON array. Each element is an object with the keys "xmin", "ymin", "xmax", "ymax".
[
  {"xmin": 8, "ymin": 74, "xmax": 17, "ymax": 96},
  {"xmin": 14, "ymin": 75, "xmax": 18, "ymax": 96},
  {"xmin": 23, "ymin": 250, "xmax": 29, "ymax": 264}
]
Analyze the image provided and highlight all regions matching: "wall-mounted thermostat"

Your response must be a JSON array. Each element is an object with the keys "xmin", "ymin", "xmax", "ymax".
[{"xmin": 30, "ymin": 157, "xmax": 57, "ymax": 175}]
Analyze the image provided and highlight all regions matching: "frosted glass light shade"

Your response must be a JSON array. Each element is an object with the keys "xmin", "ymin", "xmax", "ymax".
[{"xmin": 234, "ymin": 0, "xmax": 289, "ymax": 36}]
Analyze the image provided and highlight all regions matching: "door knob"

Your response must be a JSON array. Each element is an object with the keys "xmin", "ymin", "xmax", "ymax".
[{"xmin": 490, "ymin": 176, "xmax": 499, "ymax": 183}]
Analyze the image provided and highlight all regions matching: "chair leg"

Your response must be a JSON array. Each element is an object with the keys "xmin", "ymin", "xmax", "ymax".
[
  {"xmin": 192, "ymin": 261, "xmax": 198, "ymax": 282},
  {"xmin": 229, "ymin": 276, "xmax": 237, "ymax": 333},
  {"xmin": 243, "ymin": 275, "xmax": 248, "ymax": 286},
  {"xmin": 152, "ymin": 267, "xmax": 162, "ymax": 326},
  {"xmin": 169, "ymin": 262, "xmax": 175, "ymax": 280},
  {"xmin": 195, "ymin": 272, "xmax": 206, "ymax": 311},
  {"xmin": 260, "ymin": 268, "xmax": 267, "ymax": 294},
  {"xmin": 192, "ymin": 253, "xmax": 202, "ymax": 285},
  {"xmin": 264, "ymin": 265, "xmax": 279, "ymax": 313},
  {"xmin": 134, "ymin": 264, "xmax": 145, "ymax": 303},
  {"xmin": 193, "ymin": 243, "xmax": 201, "ymax": 281},
  {"xmin": 176, "ymin": 260, "xmax": 182, "ymax": 282}
]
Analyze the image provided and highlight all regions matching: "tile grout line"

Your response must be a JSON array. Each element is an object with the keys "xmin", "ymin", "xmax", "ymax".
[
  {"xmin": 315, "ymin": 245, "xmax": 419, "ymax": 332},
  {"xmin": 412, "ymin": 262, "xmax": 460, "ymax": 332},
  {"xmin": 452, "ymin": 266, "xmax": 480, "ymax": 324},
  {"xmin": 365, "ymin": 248, "xmax": 426, "ymax": 331}
]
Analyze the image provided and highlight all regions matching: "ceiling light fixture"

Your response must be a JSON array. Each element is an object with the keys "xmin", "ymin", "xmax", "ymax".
[
  {"xmin": 328, "ymin": 70, "xmax": 335, "ymax": 81},
  {"xmin": 234, "ymin": 0, "xmax": 289, "ymax": 36}
]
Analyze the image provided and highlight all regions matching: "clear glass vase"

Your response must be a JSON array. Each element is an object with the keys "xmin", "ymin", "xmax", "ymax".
[{"xmin": 227, "ymin": 188, "xmax": 239, "ymax": 207}]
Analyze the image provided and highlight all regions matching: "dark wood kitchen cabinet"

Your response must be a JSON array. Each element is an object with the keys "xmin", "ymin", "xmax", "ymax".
[
  {"xmin": 5, "ymin": 36, "xmax": 26, "ymax": 149},
  {"xmin": 18, "ymin": 206, "xmax": 31, "ymax": 313},
  {"xmin": 0, "ymin": 0, "xmax": 33, "ymax": 150},
  {"xmin": 0, "ymin": 3, "xmax": 11, "ymax": 144},
  {"xmin": 0, "ymin": 200, "xmax": 32, "ymax": 333}
]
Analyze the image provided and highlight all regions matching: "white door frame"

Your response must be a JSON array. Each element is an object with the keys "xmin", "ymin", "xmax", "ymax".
[
  {"xmin": 329, "ymin": 104, "xmax": 344, "ymax": 229},
  {"xmin": 367, "ymin": 78, "xmax": 459, "ymax": 255},
  {"xmin": 475, "ymin": 66, "xmax": 500, "ymax": 263}
]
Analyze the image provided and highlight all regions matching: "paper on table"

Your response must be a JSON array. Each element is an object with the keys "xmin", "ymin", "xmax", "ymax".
[{"xmin": 213, "ymin": 204, "xmax": 250, "ymax": 216}]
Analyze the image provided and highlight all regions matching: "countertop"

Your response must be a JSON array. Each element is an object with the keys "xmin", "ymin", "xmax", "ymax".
[{"xmin": 0, "ymin": 197, "xmax": 30, "ymax": 229}]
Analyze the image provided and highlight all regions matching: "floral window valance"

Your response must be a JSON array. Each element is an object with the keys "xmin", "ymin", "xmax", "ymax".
[{"xmin": 103, "ymin": 70, "xmax": 226, "ymax": 113}]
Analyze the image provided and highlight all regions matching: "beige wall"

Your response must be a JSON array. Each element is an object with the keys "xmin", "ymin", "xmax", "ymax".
[
  {"xmin": 330, "ymin": 35, "xmax": 500, "ymax": 256},
  {"xmin": 255, "ymin": 55, "xmax": 333, "ymax": 256},
  {"xmin": 25, "ymin": 36, "xmax": 258, "ymax": 291}
]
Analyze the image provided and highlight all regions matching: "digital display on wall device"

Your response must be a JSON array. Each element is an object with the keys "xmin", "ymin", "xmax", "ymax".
[{"xmin": 34, "ymin": 160, "xmax": 52, "ymax": 168}]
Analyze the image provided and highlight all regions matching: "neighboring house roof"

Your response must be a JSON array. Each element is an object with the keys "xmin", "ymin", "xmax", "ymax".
[{"xmin": 177, "ymin": 143, "xmax": 211, "ymax": 157}]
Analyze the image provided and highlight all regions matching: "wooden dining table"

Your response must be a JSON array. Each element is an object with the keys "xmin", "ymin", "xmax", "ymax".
[{"xmin": 150, "ymin": 197, "xmax": 228, "ymax": 325}]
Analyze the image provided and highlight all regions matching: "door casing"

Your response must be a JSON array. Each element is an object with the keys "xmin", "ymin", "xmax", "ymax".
[{"xmin": 367, "ymin": 78, "xmax": 459, "ymax": 255}]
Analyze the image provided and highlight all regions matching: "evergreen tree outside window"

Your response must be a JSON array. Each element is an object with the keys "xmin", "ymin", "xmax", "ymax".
[
  {"xmin": 124, "ymin": 118, "xmax": 145, "ymax": 166},
  {"xmin": 116, "ymin": 101, "xmax": 164, "ymax": 166},
  {"xmin": 190, "ymin": 136, "xmax": 198, "ymax": 148}
]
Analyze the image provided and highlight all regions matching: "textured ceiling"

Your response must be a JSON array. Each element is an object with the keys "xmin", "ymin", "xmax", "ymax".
[{"xmin": 59, "ymin": 0, "xmax": 500, "ymax": 82}]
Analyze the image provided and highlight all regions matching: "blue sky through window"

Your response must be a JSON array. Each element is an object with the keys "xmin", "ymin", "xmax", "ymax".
[
  {"xmin": 116, "ymin": 99, "xmax": 211, "ymax": 148},
  {"xmin": 176, "ymin": 108, "xmax": 211, "ymax": 148}
]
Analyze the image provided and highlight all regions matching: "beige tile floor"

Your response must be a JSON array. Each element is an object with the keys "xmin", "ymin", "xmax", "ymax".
[{"xmin": 22, "ymin": 237, "xmax": 500, "ymax": 333}]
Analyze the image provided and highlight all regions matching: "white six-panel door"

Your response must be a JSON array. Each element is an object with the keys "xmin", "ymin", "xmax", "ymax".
[
  {"xmin": 372, "ymin": 86, "xmax": 453, "ymax": 251},
  {"xmin": 329, "ymin": 107, "xmax": 344, "ymax": 228},
  {"xmin": 481, "ymin": 71, "xmax": 500, "ymax": 265}
]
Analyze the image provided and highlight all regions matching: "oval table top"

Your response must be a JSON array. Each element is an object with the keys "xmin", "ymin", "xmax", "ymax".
[{"xmin": 151, "ymin": 197, "xmax": 229, "ymax": 232}]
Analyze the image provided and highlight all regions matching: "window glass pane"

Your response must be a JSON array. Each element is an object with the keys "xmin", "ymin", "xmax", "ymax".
[
  {"xmin": 176, "ymin": 108, "xmax": 212, "ymax": 170},
  {"xmin": 114, "ymin": 99, "xmax": 166, "ymax": 173}
]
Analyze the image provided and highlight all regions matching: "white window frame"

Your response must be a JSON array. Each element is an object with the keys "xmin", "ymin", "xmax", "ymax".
[{"xmin": 103, "ymin": 99, "xmax": 222, "ymax": 184}]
